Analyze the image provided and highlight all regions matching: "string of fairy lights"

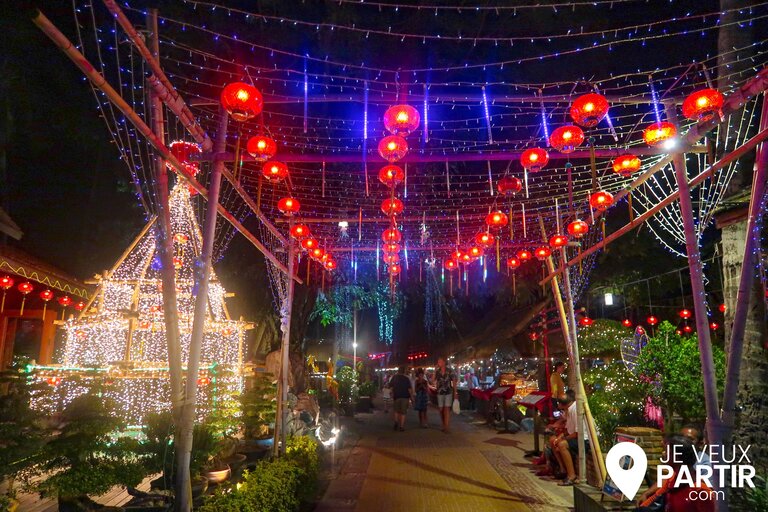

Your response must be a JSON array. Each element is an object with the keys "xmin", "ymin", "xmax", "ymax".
[
  {"xmin": 29, "ymin": 184, "xmax": 248, "ymax": 424},
  {"xmin": 66, "ymin": 0, "xmax": 766, "ymax": 286}
]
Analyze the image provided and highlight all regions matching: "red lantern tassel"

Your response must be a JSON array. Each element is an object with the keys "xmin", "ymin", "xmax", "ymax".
[
  {"xmin": 358, "ymin": 208, "xmax": 363, "ymax": 241},
  {"xmin": 509, "ymin": 205, "xmax": 514, "ymax": 240},
  {"xmin": 42, "ymin": 302, "xmax": 48, "ymax": 318},
  {"xmin": 306, "ymin": 258, "xmax": 311, "ymax": 286},
  {"xmin": 322, "ymin": 161, "xmax": 326, "ymax": 198},
  {"xmin": 512, "ymin": 273, "xmax": 516, "ymax": 297},
  {"xmin": 449, "ymin": 272, "xmax": 453, "ymax": 296},
  {"xmin": 522, "ymin": 204, "xmax": 527, "ymax": 239},
  {"xmin": 19, "ymin": 297, "xmax": 26, "ymax": 316},
  {"xmin": 0, "ymin": 291, "xmax": 5, "ymax": 313}
]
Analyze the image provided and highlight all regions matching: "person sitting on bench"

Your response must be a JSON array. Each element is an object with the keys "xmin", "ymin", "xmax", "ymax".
[{"xmin": 552, "ymin": 390, "xmax": 590, "ymax": 486}]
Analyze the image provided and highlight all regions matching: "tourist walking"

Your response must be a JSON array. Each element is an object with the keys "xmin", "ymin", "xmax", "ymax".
[
  {"xmin": 433, "ymin": 357, "xmax": 457, "ymax": 433},
  {"xmin": 389, "ymin": 366, "xmax": 414, "ymax": 431},
  {"xmin": 413, "ymin": 367, "xmax": 429, "ymax": 427}
]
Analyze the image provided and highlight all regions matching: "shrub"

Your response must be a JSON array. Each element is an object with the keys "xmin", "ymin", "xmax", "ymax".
[{"xmin": 198, "ymin": 435, "xmax": 320, "ymax": 512}]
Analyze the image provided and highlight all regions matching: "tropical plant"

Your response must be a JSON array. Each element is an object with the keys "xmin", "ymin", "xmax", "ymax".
[
  {"xmin": 240, "ymin": 373, "xmax": 277, "ymax": 439},
  {"xmin": 635, "ymin": 321, "xmax": 726, "ymax": 427},
  {"xmin": 0, "ymin": 360, "xmax": 47, "ymax": 501},
  {"xmin": 578, "ymin": 319, "xmax": 629, "ymax": 358},
  {"xmin": 583, "ymin": 362, "xmax": 648, "ymax": 449},
  {"xmin": 198, "ymin": 436, "xmax": 320, "ymax": 512},
  {"xmin": 33, "ymin": 392, "xmax": 147, "ymax": 503},
  {"xmin": 335, "ymin": 366, "xmax": 358, "ymax": 405}
]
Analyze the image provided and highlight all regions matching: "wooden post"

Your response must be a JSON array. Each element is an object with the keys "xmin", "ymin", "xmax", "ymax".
[
  {"xmin": 538, "ymin": 217, "xmax": 606, "ymax": 486},
  {"xmin": 721, "ymin": 93, "xmax": 768, "ymax": 436},
  {"xmin": 277, "ymin": 217, "xmax": 297, "ymax": 456},
  {"xmin": 174, "ymin": 106, "xmax": 228, "ymax": 512},
  {"xmin": 146, "ymin": 8, "xmax": 184, "ymax": 425},
  {"xmin": 664, "ymin": 104, "xmax": 723, "ymax": 454}
]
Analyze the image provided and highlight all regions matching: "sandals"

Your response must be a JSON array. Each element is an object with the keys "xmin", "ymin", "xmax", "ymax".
[{"xmin": 558, "ymin": 478, "xmax": 578, "ymax": 486}]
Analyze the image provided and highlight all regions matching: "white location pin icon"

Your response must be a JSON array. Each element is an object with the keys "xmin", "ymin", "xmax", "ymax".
[{"xmin": 606, "ymin": 442, "xmax": 648, "ymax": 500}]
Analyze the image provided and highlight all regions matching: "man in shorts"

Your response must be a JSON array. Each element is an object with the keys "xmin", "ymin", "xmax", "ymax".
[{"xmin": 390, "ymin": 366, "xmax": 413, "ymax": 432}]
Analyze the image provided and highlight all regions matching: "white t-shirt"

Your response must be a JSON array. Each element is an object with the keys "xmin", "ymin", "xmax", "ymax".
[{"xmin": 565, "ymin": 401, "xmax": 588, "ymax": 436}]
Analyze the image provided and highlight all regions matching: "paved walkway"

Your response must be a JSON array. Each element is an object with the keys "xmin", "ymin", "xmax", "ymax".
[{"xmin": 316, "ymin": 403, "xmax": 573, "ymax": 512}]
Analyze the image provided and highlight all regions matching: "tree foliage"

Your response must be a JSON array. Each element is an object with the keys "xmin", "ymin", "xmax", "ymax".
[
  {"xmin": 635, "ymin": 321, "xmax": 726, "ymax": 426},
  {"xmin": 578, "ymin": 319, "xmax": 629, "ymax": 358}
]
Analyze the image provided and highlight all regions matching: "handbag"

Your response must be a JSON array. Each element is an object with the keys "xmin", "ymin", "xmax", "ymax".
[{"xmin": 452, "ymin": 398, "xmax": 461, "ymax": 415}]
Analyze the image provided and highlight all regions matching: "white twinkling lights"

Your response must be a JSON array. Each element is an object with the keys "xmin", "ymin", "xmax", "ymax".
[{"xmin": 31, "ymin": 183, "xmax": 248, "ymax": 424}]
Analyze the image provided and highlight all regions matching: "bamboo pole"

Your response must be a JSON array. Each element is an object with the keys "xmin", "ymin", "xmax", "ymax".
[
  {"xmin": 540, "ymin": 125, "xmax": 768, "ymax": 286},
  {"xmin": 174, "ymin": 107, "xmax": 228, "ymax": 512},
  {"xmin": 721, "ymin": 93, "xmax": 768, "ymax": 437},
  {"xmin": 539, "ymin": 217, "xmax": 606, "ymax": 486},
  {"xmin": 147, "ymin": 8, "xmax": 184, "ymax": 425},
  {"xmin": 277, "ymin": 218, "xmax": 297, "ymax": 456},
  {"xmin": 102, "ymin": 0, "xmax": 212, "ymax": 151},
  {"xmin": 30, "ymin": 10, "xmax": 297, "ymax": 282},
  {"xmin": 664, "ymin": 104, "xmax": 723, "ymax": 459}
]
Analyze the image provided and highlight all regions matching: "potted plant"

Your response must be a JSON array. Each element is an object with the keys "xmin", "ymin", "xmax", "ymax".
[
  {"xmin": 335, "ymin": 366, "xmax": 358, "ymax": 416},
  {"xmin": 32, "ymin": 391, "xmax": 148, "ymax": 511},
  {"xmin": 356, "ymin": 380, "xmax": 376, "ymax": 413},
  {"xmin": 0, "ymin": 360, "xmax": 47, "ymax": 511},
  {"xmin": 141, "ymin": 412, "xmax": 213, "ymax": 497},
  {"xmin": 239, "ymin": 373, "xmax": 277, "ymax": 452}
]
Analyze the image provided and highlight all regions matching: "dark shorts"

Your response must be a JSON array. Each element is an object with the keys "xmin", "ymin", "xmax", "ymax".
[
  {"xmin": 393, "ymin": 398, "xmax": 409, "ymax": 414},
  {"xmin": 567, "ymin": 438, "xmax": 590, "ymax": 454}
]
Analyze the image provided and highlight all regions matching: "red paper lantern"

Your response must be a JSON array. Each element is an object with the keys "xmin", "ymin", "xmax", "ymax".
[
  {"xmin": 718, "ymin": 303, "xmax": 726, "ymax": 313},
  {"xmin": 0, "ymin": 276, "xmax": 13, "ymax": 290},
  {"xmin": 516, "ymin": 249, "xmax": 532, "ymax": 262},
  {"xmin": 636, "ymin": 326, "xmax": 646, "ymax": 335},
  {"xmin": 388, "ymin": 263, "xmax": 402, "ymax": 275},
  {"xmin": 567, "ymin": 219, "xmax": 589, "ymax": 238},
  {"xmin": 506, "ymin": 257, "xmax": 521, "ymax": 270},
  {"xmin": 47, "ymin": 376, "xmax": 62, "ymax": 386},
  {"xmin": 579, "ymin": 316, "xmax": 594, "ymax": 327},
  {"xmin": 529, "ymin": 331, "xmax": 540, "ymax": 341},
  {"xmin": 679, "ymin": 308, "xmax": 692, "ymax": 319},
  {"xmin": 647, "ymin": 315, "xmax": 659, "ymax": 326},
  {"xmin": 378, "ymin": 136, "xmax": 409, "ymax": 162},
  {"xmin": 520, "ymin": 148, "xmax": 550, "ymax": 172},
  {"xmin": 40, "ymin": 289, "xmax": 54, "ymax": 302},
  {"xmin": 383, "ymin": 243, "xmax": 401, "ymax": 254},
  {"xmin": 622, "ymin": 318, "xmax": 633, "ymax": 328},
  {"xmin": 277, "ymin": 197, "xmax": 300, "ymax": 216},
  {"xmin": 58, "ymin": 295, "xmax": 72, "ymax": 307},
  {"xmin": 381, "ymin": 227, "xmax": 402, "ymax": 243},
  {"xmin": 709, "ymin": 321, "xmax": 719, "ymax": 330},
  {"xmin": 682, "ymin": 88, "xmax": 724, "ymax": 122},
  {"xmin": 498, "ymin": 176, "xmax": 523, "ymax": 195},
  {"xmin": 74, "ymin": 301, "xmax": 86, "ymax": 312},
  {"xmin": 589, "ymin": 190, "xmax": 614, "ymax": 212},
  {"xmin": 444, "ymin": 259, "xmax": 458, "ymax": 271},
  {"xmin": 381, "ymin": 197, "xmax": 404, "ymax": 216},
  {"xmin": 301, "ymin": 238, "xmax": 318, "ymax": 250},
  {"xmin": 197, "ymin": 376, "xmax": 211, "ymax": 386},
  {"xmin": 18, "ymin": 282, "xmax": 33, "ymax": 295},
  {"xmin": 168, "ymin": 140, "xmax": 202, "ymax": 176},
  {"xmin": 534, "ymin": 246, "xmax": 551, "ymax": 261},
  {"xmin": 383, "ymin": 253, "xmax": 400, "ymax": 265},
  {"xmin": 642, "ymin": 121, "xmax": 677, "ymax": 147},
  {"xmin": 247, "ymin": 135, "xmax": 278, "ymax": 162},
  {"xmin": 549, "ymin": 234, "xmax": 568, "ymax": 248},
  {"xmin": 383, "ymin": 104, "xmax": 420, "ymax": 136},
  {"xmin": 378, "ymin": 165, "xmax": 405, "ymax": 186},
  {"xmin": 220, "ymin": 82, "xmax": 262, "ymax": 122},
  {"xmin": 550, "ymin": 125, "xmax": 584, "ymax": 153},
  {"xmin": 485, "ymin": 210, "xmax": 508, "ymax": 229},
  {"xmin": 460, "ymin": 253, "xmax": 473, "ymax": 264},
  {"xmin": 325, "ymin": 259, "xmax": 338, "ymax": 271},
  {"xmin": 451, "ymin": 249, "xmax": 464, "ymax": 262},
  {"xmin": 174, "ymin": 233, "xmax": 189, "ymax": 244},
  {"xmin": 290, "ymin": 224, "xmax": 310, "ymax": 239},
  {"xmin": 683, "ymin": 325, "xmax": 693, "ymax": 334},
  {"xmin": 310, "ymin": 247, "xmax": 326, "ymax": 260},
  {"xmin": 468, "ymin": 246, "xmax": 484, "ymax": 258},
  {"xmin": 570, "ymin": 93, "xmax": 609, "ymax": 128},
  {"xmin": 612, "ymin": 155, "xmax": 642, "ymax": 177},
  {"xmin": 475, "ymin": 232, "xmax": 495, "ymax": 247},
  {"xmin": 173, "ymin": 257, "xmax": 183, "ymax": 269},
  {"xmin": 262, "ymin": 161, "xmax": 289, "ymax": 182}
]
